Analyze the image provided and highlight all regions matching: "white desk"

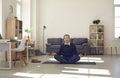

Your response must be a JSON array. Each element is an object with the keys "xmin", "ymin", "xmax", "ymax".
[
  {"xmin": 0, "ymin": 39, "xmax": 29, "ymax": 68},
  {"xmin": 0, "ymin": 40, "xmax": 11, "ymax": 69}
]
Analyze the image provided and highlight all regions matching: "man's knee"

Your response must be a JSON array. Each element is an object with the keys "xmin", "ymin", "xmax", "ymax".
[
  {"xmin": 54, "ymin": 54, "xmax": 59, "ymax": 58},
  {"xmin": 54, "ymin": 55, "xmax": 68, "ymax": 63},
  {"xmin": 73, "ymin": 55, "xmax": 80, "ymax": 60},
  {"xmin": 76, "ymin": 56, "xmax": 80, "ymax": 60},
  {"xmin": 54, "ymin": 54, "xmax": 62, "ymax": 60},
  {"xmin": 69, "ymin": 55, "xmax": 80, "ymax": 63}
]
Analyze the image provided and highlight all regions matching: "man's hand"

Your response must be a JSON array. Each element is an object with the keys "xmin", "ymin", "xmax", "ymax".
[
  {"xmin": 50, "ymin": 51, "xmax": 56, "ymax": 56},
  {"xmin": 79, "ymin": 54, "xmax": 84, "ymax": 57}
]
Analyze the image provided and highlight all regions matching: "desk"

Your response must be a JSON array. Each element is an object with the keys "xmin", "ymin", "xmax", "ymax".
[
  {"xmin": 1, "ymin": 39, "xmax": 29, "ymax": 67},
  {"xmin": 0, "ymin": 40, "xmax": 11, "ymax": 69}
]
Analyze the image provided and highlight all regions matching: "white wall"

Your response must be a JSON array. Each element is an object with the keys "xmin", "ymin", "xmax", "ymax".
[
  {"xmin": 35, "ymin": 0, "xmax": 115, "ymax": 54},
  {"xmin": 0, "ymin": 0, "xmax": 16, "ymax": 60},
  {"xmin": 2, "ymin": 0, "xmax": 16, "ymax": 37}
]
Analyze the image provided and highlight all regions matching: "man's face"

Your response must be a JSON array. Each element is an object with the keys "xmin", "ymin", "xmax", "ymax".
[{"xmin": 64, "ymin": 36, "xmax": 70, "ymax": 43}]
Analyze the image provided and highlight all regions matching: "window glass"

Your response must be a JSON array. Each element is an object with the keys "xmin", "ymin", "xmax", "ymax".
[
  {"xmin": 17, "ymin": 0, "xmax": 21, "ymax": 2},
  {"xmin": 114, "ymin": 0, "xmax": 120, "ymax": 4},
  {"xmin": 115, "ymin": 7, "xmax": 120, "ymax": 16},
  {"xmin": 115, "ymin": 17, "xmax": 120, "ymax": 27},
  {"xmin": 115, "ymin": 28, "xmax": 120, "ymax": 38}
]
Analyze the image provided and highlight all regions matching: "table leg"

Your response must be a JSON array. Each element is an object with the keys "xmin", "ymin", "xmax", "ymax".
[
  {"xmin": 111, "ymin": 47, "xmax": 112, "ymax": 56},
  {"xmin": 26, "ymin": 42, "xmax": 29, "ymax": 63},
  {"xmin": 115, "ymin": 47, "xmax": 117, "ymax": 56}
]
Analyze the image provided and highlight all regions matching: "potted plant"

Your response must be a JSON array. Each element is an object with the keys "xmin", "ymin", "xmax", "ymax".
[
  {"xmin": 93, "ymin": 19, "xmax": 101, "ymax": 25},
  {"xmin": 25, "ymin": 28, "xmax": 31, "ymax": 41}
]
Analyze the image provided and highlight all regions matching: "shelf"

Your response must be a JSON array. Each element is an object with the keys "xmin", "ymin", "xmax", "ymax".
[
  {"xmin": 89, "ymin": 25, "xmax": 104, "ymax": 55},
  {"xmin": 6, "ymin": 18, "xmax": 22, "ymax": 39}
]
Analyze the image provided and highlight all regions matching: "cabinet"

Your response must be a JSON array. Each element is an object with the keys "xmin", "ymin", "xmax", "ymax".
[
  {"xmin": 5, "ymin": 17, "xmax": 23, "ymax": 61},
  {"xmin": 6, "ymin": 17, "xmax": 22, "ymax": 39},
  {"xmin": 89, "ymin": 25, "xmax": 104, "ymax": 55}
]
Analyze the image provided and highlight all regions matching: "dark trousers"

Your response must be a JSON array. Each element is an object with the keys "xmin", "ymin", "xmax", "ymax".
[{"xmin": 54, "ymin": 54, "xmax": 80, "ymax": 64}]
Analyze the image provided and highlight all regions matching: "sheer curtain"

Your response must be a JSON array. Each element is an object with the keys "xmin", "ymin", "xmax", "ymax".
[
  {"xmin": 16, "ymin": 0, "xmax": 31, "ymax": 37},
  {"xmin": 114, "ymin": 0, "xmax": 120, "ymax": 38}
]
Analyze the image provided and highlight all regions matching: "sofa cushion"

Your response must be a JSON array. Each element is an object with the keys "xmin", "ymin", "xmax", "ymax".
[
  {"xmin": 76, "ymin": 45, "xmax": 84, "ymax": 49},
  {"xmin": 72, "ymin": 38, "xmax": 88, "ymax": 45},
  {"xmin": 48, "ymin": 38, "xmax": 62, "ymax": 45},
  {"xmin": 50, "ymin": 45, "xmax": 61, "ymax": 49}
]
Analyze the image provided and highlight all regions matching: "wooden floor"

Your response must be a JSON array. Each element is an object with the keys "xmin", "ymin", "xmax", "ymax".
[{"xmin": 0, "ymin": 55, "xmax": 120, "ymax": 78}]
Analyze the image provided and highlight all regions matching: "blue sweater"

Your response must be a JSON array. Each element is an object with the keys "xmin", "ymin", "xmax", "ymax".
[{"xmin": 57, "ymin": 43, "xmax": 78, "ymax": 56}]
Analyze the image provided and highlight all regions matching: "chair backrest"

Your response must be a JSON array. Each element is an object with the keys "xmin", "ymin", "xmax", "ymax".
[{"xmin": 17, "ymin": 36, "xmax": 27, "ymax": 50}]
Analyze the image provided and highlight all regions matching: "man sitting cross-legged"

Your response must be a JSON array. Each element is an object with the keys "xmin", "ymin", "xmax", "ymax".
[{"xmin": 53, "ymin": 34, "xmax": 84, "ymax": 64}]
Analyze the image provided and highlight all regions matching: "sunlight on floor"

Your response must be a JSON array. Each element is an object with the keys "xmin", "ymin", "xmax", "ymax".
[
  {"xmin": 13, "ymin": 72, "xmax": 112, "ymax": 78},
  {"xmin": 12, "ymin": 57, "xmax": 111, "ymax": 78},
  {"xmin": 82, "ymin": 57, "xmax": 102, "ymax": 60},
  {"xmin": 90, "ymin": 69, "xmax": 110, "ymax": 75},
  {"xmin": 62, "ymin": 67, "xmax": 111, "ymax": 78},
  {"xmin": 49, "ymin": 57, "xmax": 56, "ymax": 61},
  {"xmin": 37, "ymin": 65, "xmax": 41, "ymax": 67},
  {"xmin": 80, "ymin": 57, "xmax": 104, "ymax": 63},
  {"xmin": 13, "ymin": 72, "xmax": 43, "ymax": 78},
  {"xmin": 63, "ymin": 67, "xmax": 111, "ymax": 75}
]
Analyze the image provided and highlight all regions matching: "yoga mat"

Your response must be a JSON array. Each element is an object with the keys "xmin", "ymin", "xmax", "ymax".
[{"xmin": 42, "ymin": 61, "xmax": 96, "ymax": 65}]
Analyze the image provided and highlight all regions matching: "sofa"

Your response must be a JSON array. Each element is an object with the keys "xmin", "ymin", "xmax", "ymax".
[{"xmin": 46, "ymin": 38, "xmax": 89, "ymax": 55}]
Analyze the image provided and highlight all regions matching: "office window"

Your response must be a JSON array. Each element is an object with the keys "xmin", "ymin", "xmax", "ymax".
[
  {"xmin": 114, "ymin": 0, "xmax": 120, "ymax": 38},
  {"xmin": 16, "ymin": 0, "xmax": 22, "ymax": 20}
]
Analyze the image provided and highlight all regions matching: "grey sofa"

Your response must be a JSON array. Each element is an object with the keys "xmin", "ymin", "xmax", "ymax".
[{"xmin": 46, "ymin": 38, "xmax": 89, "ymax": 55}]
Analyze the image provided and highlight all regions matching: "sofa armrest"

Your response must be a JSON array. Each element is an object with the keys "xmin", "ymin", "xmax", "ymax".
[
  {"xmin": 82, "ymin": 43, "xmax": 88, "ymax": 46},
  {"xmin": 46, "ymin": 43, "xmax": 51, "ymax": 46},
  {"xmin": 46, "ymin": 43, "xmax": 52, "ymax": 53},
  {"xmin": 80, "ymin": 43, "xmax": 89, "ymax": 55}
]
